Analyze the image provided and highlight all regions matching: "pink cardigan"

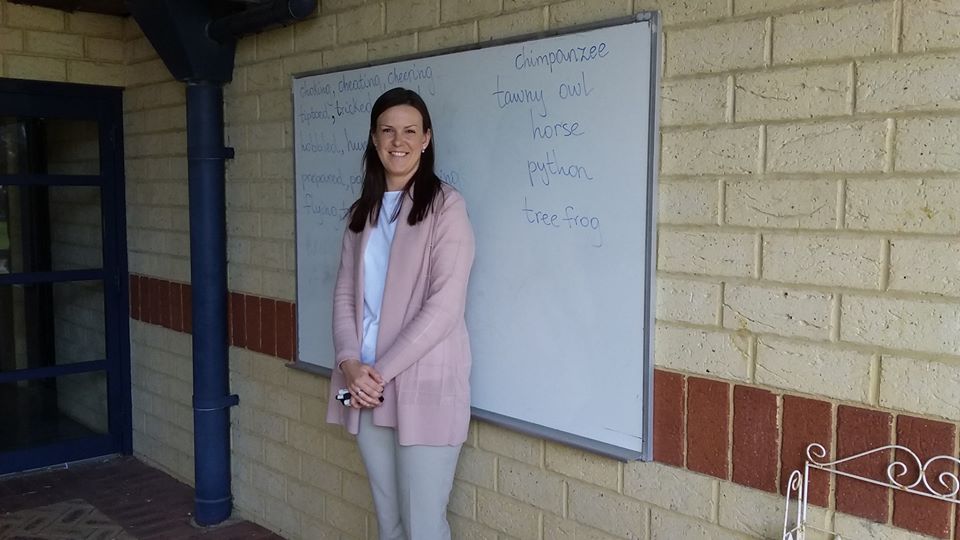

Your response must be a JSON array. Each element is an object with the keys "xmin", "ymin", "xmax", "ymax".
[{"xmin": 325, "ymin": 185, "xmax": 475, "ymax": 446}]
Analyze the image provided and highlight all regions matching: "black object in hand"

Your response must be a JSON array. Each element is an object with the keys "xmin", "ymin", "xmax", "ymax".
[{"xmin": 336, "ymin": 388, "xmax": 384, "ymax": 407}]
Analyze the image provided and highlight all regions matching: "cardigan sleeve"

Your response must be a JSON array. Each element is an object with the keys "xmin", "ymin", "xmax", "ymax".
[
  {"xmin": 332, "ymin": 224, "xmax": 361, "ymax": 369},
  {"xmin": 373, "ymin": 191, "xmax": 475, "ymax": 382}
]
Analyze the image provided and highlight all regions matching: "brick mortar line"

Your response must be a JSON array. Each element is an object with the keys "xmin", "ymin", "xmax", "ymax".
[
  {"xmin": 659, "ymin": 171, "xmax": 960, "ymax": 181},
  {"xmin": 830, "ymin": 294, "xmax": 842, "ymax": 342},
  {"xmin": 868, "ymin": 354, "xmax": 882, "ymax": 406},
  {"xmin": 659, "ymin": 224, "xmax": 960, "ymax": 244},
  {"xmin": 124, "ymin": 127, "xmax": 192, "ymax": 136},
  {"xmin": 122, "ymin": 151, "xmax": 192, "ymax": 158},
  {"xmin": 775, "ymin": 393, "xmax": 784, "ymax": 495},
  {"xmin": 715, "ymin": 178, "xmax": 726, "ymax": 229},
  {"xmin": 715, "ymin": 281, "xmax": 725, "ymax": 327},
  {"xmin": 661, "ymin": 48, "xmax": 960, "ymax": 83},
  {"xmin": 835, "ymin": 177, "xmax": 846, "ymax": 230},
  {"xmin": 644, "ymin": 506, "xmax": 652, "ymax": 540},
  {"xmin": 879, "ymin": 239, "xmax": 892, "ymax": 291},
  {"xmin": 725, "ymin": 379, "xmax": 734, "ymax": 481},
  {"xmin": 828, "ymin": 400, "xmax": 839, "ymax": 511},
  {"xmin": 753, "ymin": 231, "xmax": 763, "ymax": 280},
  {"xmin": 763, "ymin": 16, "xmax": 773, "ymax": 67},
  {"xmin": 123, "ymin": 99, "xmax": 185, "ymax": 113},
  {"xmin": 757, "ymin": 124, "xmax": 766, "ymax": 174},
  {"xmin": 655, "ymin": 318, "xmax": 960, "ymax": 365},
  {"xmin": 846, "ymin": 61, "xmax": 857, "ymax": 116},
  {"xmin": 886, "ymin": 411, "xmax": 897, "ymax": 526},
  {"xmin": 0, "ymin": 49, "xmax": 124, "ymax": 62},
  {"xmin": 660, "ymin": 110, "xmax": 960, "ymax": 132},
  {"xmin": 893, "ymin": 0, "xmax": 904, "ymax": 54},
  {"xmin": 662, "ymin": 48, "xmax": 960, "ymax": 87},
  {"xmin": 885, "ymin": 117, "xmax": 898, "ymax": 173},
  {"xmin": 724, "ymin": 74, "xmax": 735, "ymax": 123},
  {"xmin": 655, "ymin": 269, "xmax": 960, "ymax": 303}
]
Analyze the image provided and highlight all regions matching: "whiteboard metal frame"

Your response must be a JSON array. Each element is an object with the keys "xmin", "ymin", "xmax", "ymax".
[{"xmin": 290, "ymin": 12, "xmax": 661, "ymax": 463}]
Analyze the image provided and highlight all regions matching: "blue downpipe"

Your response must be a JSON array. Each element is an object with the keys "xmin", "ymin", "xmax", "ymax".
[{"xmin": 186, "ymin": 82, "xmax": 238, "ymax": 526}]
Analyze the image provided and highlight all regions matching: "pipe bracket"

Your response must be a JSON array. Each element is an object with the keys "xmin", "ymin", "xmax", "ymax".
[{"xmin": 193, "ymin": 393, "xmax": 240, "ymax": 412}]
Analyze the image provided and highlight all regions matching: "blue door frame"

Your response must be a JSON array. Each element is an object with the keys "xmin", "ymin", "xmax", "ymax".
[{"xmin": 0, "ymin": 78, "xmax": 131, "ymax": 474}]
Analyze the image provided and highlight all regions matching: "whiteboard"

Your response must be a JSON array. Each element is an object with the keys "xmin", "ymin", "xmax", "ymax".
[{"xmin": 293, "ymin": 15, "xmax": 659, "ymax": 459}]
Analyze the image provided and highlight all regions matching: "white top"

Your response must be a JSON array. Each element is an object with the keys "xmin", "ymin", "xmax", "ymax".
[{"xmin": 360, "ymin": 191, "xmax": 403, "ymax": 364}]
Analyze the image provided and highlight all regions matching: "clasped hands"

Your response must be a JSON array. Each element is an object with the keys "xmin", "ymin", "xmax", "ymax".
[{"xmin": 341, "ymin": 359, "xmax": 385, "ymax": 409}]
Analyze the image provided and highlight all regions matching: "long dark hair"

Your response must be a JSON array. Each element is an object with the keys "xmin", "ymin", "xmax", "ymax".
[{"xmin": 347, "ymin": 87, "xmax": 443, "ymax": 232}]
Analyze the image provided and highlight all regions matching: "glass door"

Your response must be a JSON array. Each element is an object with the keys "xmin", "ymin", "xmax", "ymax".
[{"xmin": 0, "ymin": 79, "xmax": 129, "ymax": 474}]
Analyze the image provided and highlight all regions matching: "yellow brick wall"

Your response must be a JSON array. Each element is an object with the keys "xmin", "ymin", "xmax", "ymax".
[
  {"xmin": 652, "ymin": 0, "xmax": 960, "ymax": 417},
  {"xmin": 19, "ymin": 0, "xmax": 955, "ymax": 538},
  {"xmin": 119, "ymin": 6, "xmax": 198, "ymax": 482},
  {"xmin": 0, "ymin": 1, "xmax": 124, "ymax": 84},
  {"xmin": 214, "ymin": 1, "xmax": 960, "ymax": 539}
]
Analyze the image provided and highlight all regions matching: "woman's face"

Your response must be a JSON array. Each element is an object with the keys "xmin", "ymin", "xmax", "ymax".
[{"xmin": 371, "ymin": 104, "xmax": 431, "ymax": 190}]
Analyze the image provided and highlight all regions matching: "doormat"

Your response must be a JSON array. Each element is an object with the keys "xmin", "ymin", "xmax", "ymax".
[{"xmin": 0, "ymin": 498, "xmax": 136, "ymax": 539}]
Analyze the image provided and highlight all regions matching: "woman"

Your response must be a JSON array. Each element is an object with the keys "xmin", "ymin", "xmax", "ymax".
[{"xmin": 325, "ymin": 87, "xmax": 475, "ymax": 540}]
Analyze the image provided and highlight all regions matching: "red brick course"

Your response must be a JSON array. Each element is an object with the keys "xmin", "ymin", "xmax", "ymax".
[
  {"xmin": 259, "ymin": 298, "xmax": 276, "ymax": 357},
  {"xmin": 780, "ymin": 396, "xmax": 832, "ymax": 507},
  {"xmin": 229, "ymin": 291, "xmax": 246, "ymax": 347},
  {"xmin": 181, "ymin": 283, "xmax": 192, "ymax": 334},
  {"xmin": 150, "ymin": 277, "xmax": 162, "ymax": 326},
  {"xmin": 276, "ymin": 300, "xmax": 295, "ymax": 361},
  {"xmin": 732, "ymin": 385, "xmax": 779, "ymax": 492},
  {"xmin": 653, "ymin": 370, "xmax": 685, "ymax": 467},
  {"xmin": 129, "ymin": 275, "xmax": 140, "ymax": 320},
  {"xmin": 139, "ymin": 276, "xmax": 152, "ymax": 324},
  {"xmin": 158, "ymin": 279, "xmax": 171, "ymax": 329},
  {"xmin": 132, "ymin": 274, "xmax": 287, "ymax": 358},
  {"xmin": 244, "ymin": 294, "xmax": 261, "ymax": 353},
  {"xmin": 836, "ymin": 405, "xmax": 893, "ymax": 523},
  {"xmin": 686, "ymin": 377, "xmax": 729, "ymax": 479},
  {"xmin": 170, "ymin": 282, "xmax": 183, "ymax": 332},
  {"xmin": 893, "ymin": 415, "xmax": 956, "ymax": 538}
]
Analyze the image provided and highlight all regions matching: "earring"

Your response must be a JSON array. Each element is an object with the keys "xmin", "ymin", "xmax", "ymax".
[{"xmin": 421, "ymin": 148, "xmax": 426, "ymax": 153}]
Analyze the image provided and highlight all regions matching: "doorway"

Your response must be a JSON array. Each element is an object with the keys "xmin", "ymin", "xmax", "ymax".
[{"xmin": 0, "ymin": 79, "xmax": 130, "ymax": 474}]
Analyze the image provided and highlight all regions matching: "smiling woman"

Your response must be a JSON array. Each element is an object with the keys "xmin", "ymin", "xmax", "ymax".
[{"xmin": 324, "ymin": 87, "xmax": 475, "ymax": 540}]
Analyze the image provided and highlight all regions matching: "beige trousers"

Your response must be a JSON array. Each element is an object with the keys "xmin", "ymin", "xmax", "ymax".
[{"xmin": 356, "ymin": 410, "xmax": 462, "ymax": 540}]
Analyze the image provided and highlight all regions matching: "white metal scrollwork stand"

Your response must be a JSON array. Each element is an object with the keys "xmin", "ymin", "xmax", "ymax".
[{"xmin": 782, "ymin": 443, "xmax": 960, "ymax": 540}]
